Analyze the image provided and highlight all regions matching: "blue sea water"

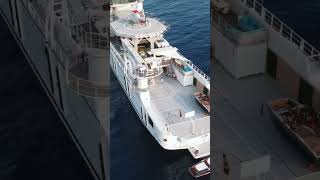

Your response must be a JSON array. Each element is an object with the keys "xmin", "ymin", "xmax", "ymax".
[{"xmin": 110, "ymin": 1, "xmax": 210, "ymax": 180}]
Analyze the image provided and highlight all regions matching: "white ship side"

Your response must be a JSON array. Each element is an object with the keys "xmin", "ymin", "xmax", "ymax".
[
  {"xmin": 110, "ymin": 1, "xmax": 211, "ymax": 159},
  {"xmin": 0, "ymin": 0, "xmax": 110, "ymax": 180}
]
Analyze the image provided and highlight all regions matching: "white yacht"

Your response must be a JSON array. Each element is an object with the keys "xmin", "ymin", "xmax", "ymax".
[{"xmin": 110, "ymin": 0, "xmax": 210, "ymax": 159}]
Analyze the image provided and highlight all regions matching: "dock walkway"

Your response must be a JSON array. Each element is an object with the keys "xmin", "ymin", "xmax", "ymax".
[{"xmin": 212, "ymin": 64, "xmax": 314, "ymax": 180}]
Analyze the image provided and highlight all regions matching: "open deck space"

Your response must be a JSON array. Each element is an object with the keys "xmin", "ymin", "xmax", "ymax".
[{"xmin": 149, "ymin": 75, "xmax": 209, "ymax": 125}]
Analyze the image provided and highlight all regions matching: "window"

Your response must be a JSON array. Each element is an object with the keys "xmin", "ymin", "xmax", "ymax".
[
  {"xmin": 266, "ymin": 49, "xmax": 278, "ymax": 79},
  {"xmin": 203, "ymin": 87, "xmax": 209, "ymax": 96},
  {"xmin": 193, "ymin": 78, "xmax": 197, "ymax": 86},
  {"xmin": 299, "ymin": 78, "xmax": 314, "ymax": 106}
]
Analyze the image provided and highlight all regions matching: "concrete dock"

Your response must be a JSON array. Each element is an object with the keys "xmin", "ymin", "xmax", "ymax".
[{"xmin": 211, "ymin": 63, "xmax": 317, "ymax": 180}]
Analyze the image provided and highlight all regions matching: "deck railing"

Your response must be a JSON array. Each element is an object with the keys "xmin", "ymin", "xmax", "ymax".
[
  {"xmin": 71, "ymin": 23, "xmax": 108, "ymax": 50},
  {"xmin": 22, "ymin": 0, "xmax": 109, "ymax": 98},
  {"xmin": 68, "ymin": 72, "xmax": 109, "ymax": 98},
  {"xmin": 55, "ymin": 39, "xmax": 109, "ymax": 98},
  {"xmin": 185, "ymin": 60, "xmax": 210, "ymax": 81},
  {"xmin": 173, "ymin": 50, "xmax": 210, "ymax": 82},
  {"xmin": 240, "ymin": 0, "xmax": 320, "ymax": 63}
]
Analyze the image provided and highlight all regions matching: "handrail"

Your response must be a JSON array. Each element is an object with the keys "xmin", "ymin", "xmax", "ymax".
[
  {"xmin": 240, "ymin": 0, "xmax": 320, "ymax": 63},
  {"xmin": 110, "ymin": 43, "xmax": 126, "ymax": 67},
  {"xmin": 173, "ymin": 50, "xmax": 210, "ymax": 82},
  {"xmin": 21, "ymin": 0, "xmax": 109, "ymax": 98},
  {"xmin": 185, "ymin": 61, "xmax": 210, "ymax": 81},
  {"xmin": 71, "ymin": 22, "xmax": 108, "ymax": 50}
]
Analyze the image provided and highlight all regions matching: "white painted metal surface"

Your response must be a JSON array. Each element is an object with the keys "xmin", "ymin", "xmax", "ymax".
[{"xmin": 110, "ymin": 1, "xmax": 210, "ymax": 158}]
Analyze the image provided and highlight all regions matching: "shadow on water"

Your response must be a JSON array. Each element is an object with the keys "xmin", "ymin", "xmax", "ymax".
[{"xmin": 0, "ymin": 15, "xmax": 93, "ymax": 180}]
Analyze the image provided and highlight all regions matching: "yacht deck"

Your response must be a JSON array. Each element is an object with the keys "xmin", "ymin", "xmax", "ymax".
[{"xmin": 149, "ymin": 75, "xmax": 209, "ymax": 126}]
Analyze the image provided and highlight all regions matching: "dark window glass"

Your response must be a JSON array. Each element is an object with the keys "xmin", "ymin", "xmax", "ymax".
[
  {"xmin": 193, "ymin": 78, "xmax": 197, "ymax": 86},
  {"xmin": 266, "ymin": 49, "xmax": 277, "ymax": 79},
  {"xmin": 299, "ymin": 78, "xmax": 314, "ymax": 106},
  {"xmin": 203, "ymin": 87, "xmax": 208, "ymax": 96}
]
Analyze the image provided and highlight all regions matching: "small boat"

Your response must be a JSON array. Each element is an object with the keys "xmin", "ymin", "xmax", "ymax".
[
  {"xmin": 194, "ymin": 92, "xmax": 210, "ymax": 113},
  {"xmin": 267, "ymin": 98, "xmax": 320, "ymax": 160},
  {"xmin": 189, "ymin": 157, "xmax": 211, "ymax": 178}
]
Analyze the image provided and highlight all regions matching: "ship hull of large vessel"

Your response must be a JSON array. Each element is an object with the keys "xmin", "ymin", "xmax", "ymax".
[{"xmin": 0, "ymin": 1, "xmax": 105, "ymax": 180}]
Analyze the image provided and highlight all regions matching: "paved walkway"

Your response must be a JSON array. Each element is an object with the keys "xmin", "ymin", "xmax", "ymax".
[{"xmin": 211, "ymin": 64, "xmax": 316, "ymax": 180}]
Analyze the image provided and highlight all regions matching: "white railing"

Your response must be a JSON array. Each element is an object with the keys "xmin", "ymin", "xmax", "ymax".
[
  {"xmin": 68, "ymin": 72, "xmax": 109, "ymax": 98},
  {"xmin": 110, "ymin": 43, "xmax": 125, "ymax": 69},
  {"xmin": 240, "ymin": 0, "xmax": 320, "ymax": 63},
  {"xmin": 21, "ymin": 0, "xmax": 109, "ymax": 98},
  {"xmin": 55, "ymin": 39, "xmax": 109, "ymax": 98},
  {"xmin": 173, "ymin": 50, "xmax": 210, "ymax": 82},
  {"xmin": 186, "ymin": 61, "xmax": 210, "ymax": 81}
]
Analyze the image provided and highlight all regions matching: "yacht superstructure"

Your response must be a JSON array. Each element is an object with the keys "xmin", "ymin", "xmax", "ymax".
[{"xmin": 110, "ymin": 0, "xmax": 211, "ymax": 159}]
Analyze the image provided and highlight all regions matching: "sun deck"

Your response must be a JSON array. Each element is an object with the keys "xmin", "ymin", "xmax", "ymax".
[{"xmin": 149, "ymin": 75, "xmax": 209, "ymax": 125}]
